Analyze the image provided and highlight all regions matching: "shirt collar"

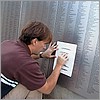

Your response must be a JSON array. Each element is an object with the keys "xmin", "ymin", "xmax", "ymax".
[{"xmin": 17, "ymin": 40, "xmax": 31, "ymax": 55}]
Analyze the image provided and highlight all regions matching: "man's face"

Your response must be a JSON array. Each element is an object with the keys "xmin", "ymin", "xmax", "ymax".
[{"xmin": 31, "ymin": 39, "xmax": 48, "ymax": 54}]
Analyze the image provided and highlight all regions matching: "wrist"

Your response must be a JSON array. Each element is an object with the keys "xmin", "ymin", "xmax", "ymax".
[{"xmin": 56, "ymin": 63, "xmax": 62, "ymax": 69}]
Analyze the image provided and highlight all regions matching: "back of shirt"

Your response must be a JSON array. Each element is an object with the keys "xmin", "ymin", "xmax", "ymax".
[{"xmin": 1, "ymin": 40, "xmax": 46, "ymax": 98}]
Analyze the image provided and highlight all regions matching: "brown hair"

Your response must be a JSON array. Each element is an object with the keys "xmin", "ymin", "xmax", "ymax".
[{"xmin": 19, "ymin": 21, "xmax": 52, "ymax": 45}]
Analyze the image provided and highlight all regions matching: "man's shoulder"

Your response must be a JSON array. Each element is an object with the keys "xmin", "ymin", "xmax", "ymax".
[{"xmin": 1, "ymin": 40, "xmax": 16, "ymax": 45}]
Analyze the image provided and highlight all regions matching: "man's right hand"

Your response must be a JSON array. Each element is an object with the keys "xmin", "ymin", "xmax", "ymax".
[{"xmin": 56, "ymin": 53, "xmax": 68, "ymax": 68}]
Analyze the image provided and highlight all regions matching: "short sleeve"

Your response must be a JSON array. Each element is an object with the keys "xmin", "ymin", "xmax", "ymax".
[{"xmin": 14, "ymin": 60, "xmax": 46, "ymax": 91}]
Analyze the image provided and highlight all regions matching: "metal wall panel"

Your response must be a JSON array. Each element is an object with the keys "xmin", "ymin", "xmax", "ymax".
[
  {"xmin": 1, "ymin": 1, "xmax": 99, "ymax": 99},
  {"xmin": 56, "ymin": 1, "xmax": 99, "ymax": 99},
  {"xmin": 1, "ymin": 1, "xmax": 21, "ymax": 41}
]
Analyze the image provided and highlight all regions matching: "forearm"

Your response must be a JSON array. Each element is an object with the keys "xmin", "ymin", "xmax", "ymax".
[
  {"xmin": 38, "ymin": 64, "xmax": 62, "ymax": 94},
  {"xmin": 46, "ymin": 64, "xmax": 62, "ymax": 93},
  {"xmin": 31, "ymin": 54, "xmax": 40, "ymax": 59},
  {"xmin": 31, "ymin": 52, "xmax": 44, "ymax": 59},
  {"xmin": 38, "ymin": 53, "xmax": 68, "ymax": 94}
]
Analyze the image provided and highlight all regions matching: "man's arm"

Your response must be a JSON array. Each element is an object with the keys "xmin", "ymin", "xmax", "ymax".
[
  {"xmin": 37, "ymin": 53, "xmax": 68, "ymax": 94},
  {"xmin": 31, "ymin": 42, "xmax": 58, "ymax": 59},
  {"xmin": 38, "ymin": 64, "xmax": 61, "ymax": 94},
  {"xmin": 31, "ymin": 52, "xmax": 43, "ymax": 59}
]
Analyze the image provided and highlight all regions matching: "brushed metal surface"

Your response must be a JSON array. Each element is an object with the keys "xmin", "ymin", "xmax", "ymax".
[{"xmin": 1, "ymin": 1, "xmax": 99, "ymax": 99}]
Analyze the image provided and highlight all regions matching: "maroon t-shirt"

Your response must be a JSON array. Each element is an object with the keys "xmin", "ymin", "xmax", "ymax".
[{"xmin": 1, "ymin": 40, "xmax": 46, "ymax": 91}]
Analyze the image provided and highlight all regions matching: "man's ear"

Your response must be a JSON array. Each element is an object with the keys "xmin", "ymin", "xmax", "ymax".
[{"xmin": 31, "ymin": 38, "xmax": 38, "ymax": 46}]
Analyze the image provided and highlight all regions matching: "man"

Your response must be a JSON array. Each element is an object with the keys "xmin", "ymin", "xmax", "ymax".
[{"xmin": 1, "ymin": 21, "xmax": 68, "ymax": 99}]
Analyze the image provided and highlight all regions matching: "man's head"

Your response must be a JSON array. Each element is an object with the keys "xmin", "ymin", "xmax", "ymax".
[{"xmin": 19, "ymin": 21, "xmax": 52, "ymax": 54}]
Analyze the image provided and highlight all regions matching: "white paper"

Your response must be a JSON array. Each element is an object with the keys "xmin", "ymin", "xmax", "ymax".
[{"xmin": 53, "ymin": 41, "xmax": 77, "ymax": 77}]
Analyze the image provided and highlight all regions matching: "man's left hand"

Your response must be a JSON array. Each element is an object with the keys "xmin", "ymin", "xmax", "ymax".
[{"xmin": 41, "ymin": 42, "xmax": 58, "ymax": 58}]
